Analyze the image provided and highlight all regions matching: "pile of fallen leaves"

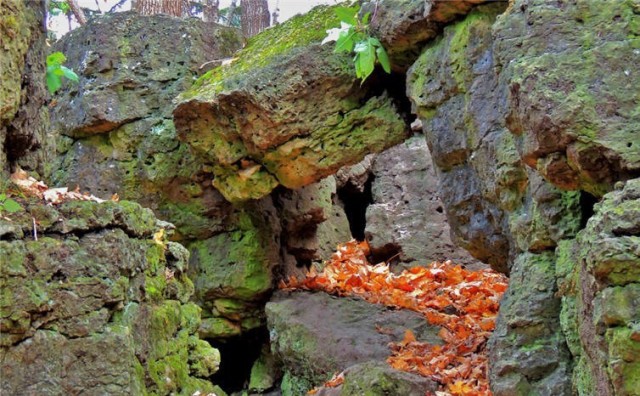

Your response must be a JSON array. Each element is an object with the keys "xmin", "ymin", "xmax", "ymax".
[{"xmin": 280, "ymin": 240, "xmax": 508, "ymax": 396}]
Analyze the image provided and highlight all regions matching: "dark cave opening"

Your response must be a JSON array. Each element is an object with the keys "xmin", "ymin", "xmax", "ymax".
[
  {"xmin": 362, "ymin": 70, "xmax": 414, "ymax": 125},
  {"xmin": 207, "ymin": 326, "xmax": 268, "ymax": 393},
  {"xmin": 337, "ymin": 174, "xmax": 374, "ymax": 241},
  {"xmin": 579, "ymin": 191, "xmax": 598, "ymax": 229}
]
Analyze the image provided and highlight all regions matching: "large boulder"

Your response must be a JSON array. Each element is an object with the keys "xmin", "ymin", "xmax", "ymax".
[
  {"xmin": 407, "ymin": 2, "xmax": 516, "ymax": 272},
  {"xmin": 556, "ymin": 178, "xmax": 640, "ymax": 396},
  {"xmin": 0, "ymin": 199, "xmax": 223, "ymax": 395},
  {"xmin": 365, "ymin": 136, "xmax": 483, "ymax": 269},
  {"xmin": 493, "ymin": 0, "xmax": 640, "ymax": 196},
  {"xmin": 365, "ymin": 0, "xmax": 503, "ymax": 69},
  {"xmin": 173, "ymin": 5, "xmax": 410, "ymax": 203},
  {"xmin": 406, "ymin": 3, "xmax": 581, "ymax": 394},
  {"xmin": 407, "ymin": 1, "xmax": 639, "ymax": 395},
  {"xmin": 49, "ymin": 11, "xmax": 244, "ymax": 240},
  {"xmin": 266, "ymin": 291, "xmax": 440, "ymax": 395},
  {"xmin": 0, "ymin": 0, "xmax": 50, "ymax": 177}
]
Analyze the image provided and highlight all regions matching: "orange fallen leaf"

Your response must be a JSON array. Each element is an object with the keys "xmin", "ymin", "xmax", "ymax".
[{"xmin": 281, "ymin": 239, "xmax": 508, "ymax": 395}]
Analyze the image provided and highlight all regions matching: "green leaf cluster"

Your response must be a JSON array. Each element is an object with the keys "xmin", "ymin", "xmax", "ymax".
[
  {"xmin": 0, "ymin": 194, "xmax": 22, "ymax": 214},
  {"xmin": 322, "ymin": 5, "xmax": 391, "ymax": 83},
  {"xmin": 48, "ymin": 0, "xmax": 71, "ymax": 16},
  {"xmin": 46, "ymin": 51, "xmax": 79, "ymax": 94}
]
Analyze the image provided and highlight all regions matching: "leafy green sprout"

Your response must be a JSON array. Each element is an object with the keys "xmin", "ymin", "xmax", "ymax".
[
  {"xmin": 322, "ymin": 5, "xmax": 391, "ymax": 83},
  {"xmin": 48, "ymin": 0, "xmax": 71, "ymax": 16},
  {"xmin": 0, "ymin": 194, "xmax": 22, "ymax": 214},
  {"xmin": 46, "ymin": 51, "xmax": 79, "ymax": 94}
]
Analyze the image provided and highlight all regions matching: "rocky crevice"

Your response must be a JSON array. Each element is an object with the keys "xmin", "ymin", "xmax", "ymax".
[{"xmin": 4, "ymin": 0, "xmax": 638, "ymax": 394}]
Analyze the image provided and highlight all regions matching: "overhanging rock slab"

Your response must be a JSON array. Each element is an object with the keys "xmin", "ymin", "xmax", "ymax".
[{"xmin": 173, "ymin": 5, "xmax": 409, "ymax": 203}]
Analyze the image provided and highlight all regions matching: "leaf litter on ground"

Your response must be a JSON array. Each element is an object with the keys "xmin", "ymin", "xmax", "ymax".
[{"xmin": 281, "ymin": 239, "xmax": 508, "ymax": 396}]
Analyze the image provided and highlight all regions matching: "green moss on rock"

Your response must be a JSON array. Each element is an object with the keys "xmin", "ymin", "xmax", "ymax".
[
  {"xmin": 174, "ymin": 3, "xmax": 409, "ymax": 202},
  {"xmin": 183, "ymin": 5, "xmax": 343, "ymax": 98}
]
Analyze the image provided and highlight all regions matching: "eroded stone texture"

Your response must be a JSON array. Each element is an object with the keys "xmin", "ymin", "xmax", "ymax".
[
  {"xmin": 365, "ymin": 0, "xmax": 505, "ymax": 69},
  {"xmin": 49, "ymin": 11, "xmax": 243, "ymax": 240},
  {"xmin": 407, "ymin": 4, "xmax": 582, "ymax": 394},
  {"xmin": 407, "ymin": 2, "xmax": 516, "ymax": 272},
  {"xmin": 188, "ymin": 198, "xmax": 281, "ymax": 337},
  {"xmin": 313, "ymin": 361, "xmax": 437, "ymax": 396},
  {"xmin": 275, "ymin": 176, "xmax": 352, "ymax": 277},
  {"xmin": 365, "ymin": 136, "xmax": 483, "ymax": 269},
  {"xmin": 0, "ymin": 200, "xmax": 223, "ymax": 395},
  {"xmin": 266, "ymin": 291, "xmax": 441, "ymax": 394},
  {"xmin": 0, "ymin": 0, "xmax": 50, "ymax": 177},
  {"xmin": 557, "ymin": 178, "xmax": 640, "ymax": 396},
  {"xmin": 488, "ymin": 252, "xmax": 572, "ymax": 395},
  {"xmin": 173, "ymin": 5, "xmax": 410, "ymax": 203},
  {"xmin": 493, "ymin": 0, "xmax": 640, "ymax": 196}
]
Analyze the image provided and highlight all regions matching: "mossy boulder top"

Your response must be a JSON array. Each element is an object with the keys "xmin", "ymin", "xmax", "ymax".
[{"xmin": 173, "ymin": 5, "xmax": 409, "ymax": 203}]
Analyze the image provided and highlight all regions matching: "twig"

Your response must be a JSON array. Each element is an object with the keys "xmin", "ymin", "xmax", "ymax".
[
  {"xmin": 385, "ymin": 252, "xmax": 401, "ymax": 265},
  {"xmin": 108, "ymin": 0, "xmax": 129, "ymax": 13},
  {"xmin": 32, "ymin": 217, "xmax": 38, "ymax": 241}
]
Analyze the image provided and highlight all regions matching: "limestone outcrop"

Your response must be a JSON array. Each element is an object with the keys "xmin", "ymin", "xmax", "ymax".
[
  {"xmin": 407, "ymin": 0, "xmax": 640, "ymax": 394},
  {"xmin": 266, "ymin": 291, "xmax": 440, "ymax": 395},
  {"xmin": 173, "ymin": 5, "xmax": 410, "ymax": 203},
  {"xmin": 49, "ymin": 11, "xmax": 244, "ymax": 240},
  {"xmin": 0, "ymin": 200, "xmax": 223, "ymax": 395},
  {"xmin": 16, "ymin": 0, "xmax": 638, "ymax": 394},
  {"xmin": 0, "ymin": 0, "xmax": 50, "ymax": 177},
  {"xmin": 557, "ymin": 178, "xmax": 640, "ymax": 395}
]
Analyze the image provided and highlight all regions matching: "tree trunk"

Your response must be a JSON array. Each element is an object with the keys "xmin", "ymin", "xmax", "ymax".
[
  {"xmin": 0, "ymin": 0, "xmax": 50, "ymax": 177},
  {"xmin": 67, "ymin": 0, "xmax": 87, "ymax": 25},
  {"xmin": 132, "ymin": 0, "xmax": 190, "ymax": 17},
  {"xmin": 202, "ymin": 0, "xmax": 220, "ymax": 23},
  {"xmin": 241, "ymin": 0, "xmax": 270, "ymax": 38}
]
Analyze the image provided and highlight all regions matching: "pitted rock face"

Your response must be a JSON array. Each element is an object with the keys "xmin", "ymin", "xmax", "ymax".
[
  {"xmin": 407, "ymin": 3, "xmax": 515, "ymax": 271},
  {"xmin": 493, "ymin": 0, "xmax": 640, "ymax": 196},
  {"xmin": 0, "ymin": 200, "xmax": 223, "ymax": 395},
  {"xmin": 365, "ymin": 136, "xmax": 484, "ymax": 269},
  {"xmin": 173, "ymin": 5, "xmax": 410, "ymax": 203},
  {"xmin": 0, "ymin": 0, "xmax": 49, "ymax": 176},
  {"xmin": 364, "ymin": 0, "xmax": 502, "ymax": 69},
  {"xmin": 556, "ymin": 178, "xmax": 640, "ymax": 396},
  {"xmin": 50, "ymin": 11, "xmax": 243, "ymax": 137},
  {"xmin": 48, "ymin": 12, "xmax": 243, "ymax": 240}
]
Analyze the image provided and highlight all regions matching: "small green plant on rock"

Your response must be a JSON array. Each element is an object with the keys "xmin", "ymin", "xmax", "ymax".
[
  {"xmin": 0, "ymin": 194, "xmax": 22, "ymax": 214},
  {"xmin": 46, "ymin": 51, "xmax": 79, "ymax": 94},
  {"xmin": 322, "ymin": 4, "xmax": 391, "ymax": 83}
]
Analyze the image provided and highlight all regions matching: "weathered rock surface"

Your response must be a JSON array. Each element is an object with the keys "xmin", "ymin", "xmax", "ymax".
[
  {"xmin": 365, "ymin": 136, "xmax": 483, "ymax": 269},
  {"xmin": 557, "ymin": 178, "xmax": 640, "ymax": 396},
  {"xmin": 266, "ymin": 291, "xmax": 440, "ymax": 395},
  {"xmin": 314, "ymin": 361, "xmax": 437, "ymax": 396},
  {"xmin": 275, "ymin": 176, "xmax": 352, "ymax": 276},
  {"xmin": 488, "ymin": 252, "xmax": 572, "ymax": 395},
  {"xmin": 49, "ymin": 11, "xmax": 243, "ymax": 240},
  {"xmin": 0, "ymin": 0, "xmax": 50, "ymax": 177},
  {"xmin": 493, "ymin": 0, "xmax": 640, "ymax": 196},
  {"xmin": 173, "ymin": 5, "xmax": 410, "ymax": 203},
  {"xmin": 0, "ymin": 200, "xmax": 223, "ymax": 395},
  {"xmin": 407, "ymin": 2, "xmax": 516, "ymax": 272},
  {"xmin": 365, "ymin": 0, "xmax": 505, "ymax": 69},
  {"xmin": 46, "ymin": 13, "xmax": 285, "ymax": 342},
  {"xmin": 407, "ymin": 1, "xmax": 639, "ymax": 395}
]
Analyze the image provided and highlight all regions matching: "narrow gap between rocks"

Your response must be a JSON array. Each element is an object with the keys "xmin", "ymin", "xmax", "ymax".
[
  {"xmin": 579, "ymin": 191, "xmax": 598, "ymax": 229},
  {"xmin": 363, "ymin": 70, "xmax": 414, "ymax": 124},
  {"xmin": 337, "ymin": 174, "xmax": 374, "ymax": 241},
  {"xmin": 207, "ymin": 327, "xmax": 268, "ymax": 393}
]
